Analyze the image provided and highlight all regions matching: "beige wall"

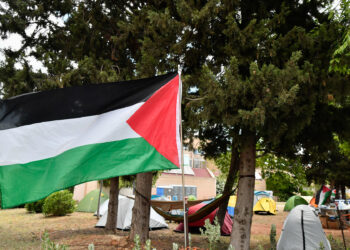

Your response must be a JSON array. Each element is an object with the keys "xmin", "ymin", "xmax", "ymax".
[
  {"xmin": 73, "ymin": 181, "xmax": 99, "ymax": 201},
  {"xmin": 152, "ymin": 174, "xmax": 216, "ymax": 200},
  {"xmin": 73, "ymin": 181, "xmax": 110, "ymax": 202},
  {"xmin": 255, "ymin": 179, "xmax": 266, "ymax": 191}
]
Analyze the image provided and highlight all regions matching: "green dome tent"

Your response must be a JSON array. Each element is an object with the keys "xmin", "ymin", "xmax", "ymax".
[
  {"xmin": 284, "ymin": 195, "xmax": 308, "ymax": 211},
  {"xmin": 77, "ymin": 189, "xmax": 109, "ymax": 212}
]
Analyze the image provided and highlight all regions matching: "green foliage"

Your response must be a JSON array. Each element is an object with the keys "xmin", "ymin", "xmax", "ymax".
[
  {"xmin": 255, "ymin": 245, "xmax": 264, "ymax": 250},
  {"xmin": 329, "ymin": 0, "xmax": 350, "ymax": 75},
  {"xmin": 300, "ymin": 190, "xmax": 314, "ymax": 196},
  {"xmin": 319, "ymin": 241, "xmax": 325, "ymax": 250},
  {"xmin": 1, "ymin": 1, "xmax": 350, "ymax": 246},
  {"xmin": 102, "ymin": 171, "xmax": 160, "ymax": 189},
  {"xmin": 42, "ymin": 191, "xmax": 75, "ymax": 217},
  {"xmin": 338, "ymin": 136, "xmax": 350, "ymax": 160},
  {"xmin": 214, "ymin": 151, "xmax": 238, "ymax": 196},
  {"xmin": 215, "ymin": 178, "xmax": 226, "ymax": 196},
  {"xmin": 305, "ymin": 134, "xmax": 350, "ymax": 187},
  {"xmin": 270, "ymin": 224, "xmax": 276, "ymax": 250},
  {"xmin": 144, "ymin": 239, "xmax": 153, "ymax": 250},
  {"xmin": 25, "ymin": 199, "xmax": 45, "ymax": 213},
  {"xmin": 133, "ymin": 234, "xmax": 141, "ymax": 250},
  {"xmin": 87, "ymin": 244, "xmax": 95, "ymax": 250},
  {"xmin": 257, "ymin": 152, "xmax": 308, "ymax": 201},
  {"xmin": 200, "ymin": 218, "xmax": 221, "ymax": 250},
  {"xmin": 214, "ymin": 151, "xmax": 232, "ymax": 178},
  {"xmin": 265, "ymin": 173, "xmax": 298, "ymax": 201},
  {"xmin": 172, "ymin": 243, "xmax": 178, "ymax": 250},
  {"xmin": 327, "ymin": 234, "xmax": 349, "ymax": 250},
  {"xmin": 41, "ymin": 231, "xmax": 69, "ymax": 250},
  {"xmin": 187, "ymin": 195, "xmax": 196, "ymax": 201}
]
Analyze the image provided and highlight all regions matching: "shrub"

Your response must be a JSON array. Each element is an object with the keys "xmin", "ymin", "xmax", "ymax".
[
  {"xmin": 25, "ymin": 199, "xmax": 45, "ymax": 213},
  {"xmin": 43, "ymin": 190, "xmax": 75, "ymax": 216},
  {"xmin": 327, "ymin": 234, "xmax": 347, "ymax": 250},
  {"xmin": 188, "ymin": 195, "xmax": 197, "ymax": 201},
  {"xmin": 133, "ymin": 234, "xmax": 141, "ymax": 250},
  {"xmin": 200, "ymin": 218, "xmax": 221, "ymax": 250}
]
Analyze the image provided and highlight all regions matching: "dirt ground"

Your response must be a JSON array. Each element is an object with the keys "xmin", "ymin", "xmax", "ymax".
[{"xmin": 0, "ymin": 203, "xmax": 349, "ymax": 249}]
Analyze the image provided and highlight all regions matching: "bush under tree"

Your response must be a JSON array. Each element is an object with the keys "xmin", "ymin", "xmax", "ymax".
[
  {"xmin": 42, "ymin": 191, "xmax": 75, "ymax": 216},
  {"xmin": 25, "ymin": 199, "xmax": 46, "ymax": 213}
]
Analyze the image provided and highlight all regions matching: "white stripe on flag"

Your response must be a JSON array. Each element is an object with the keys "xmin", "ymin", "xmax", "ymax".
[{"xmin": 0, "ymin": 103, "xmax": 143, "ymax": 165}]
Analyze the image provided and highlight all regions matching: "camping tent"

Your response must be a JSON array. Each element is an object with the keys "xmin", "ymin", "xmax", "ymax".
[
  {"xmin": 253, "ymin": 197, "xmax": 276, "ymax": 215},
  {"xmin": 94, "ymin": 195, "xmax": 123, "ymax": 216},
  {"xmin": 227, "ymin": 195, "xmax": 236, "ymax": 216},
  {"xmin": 95, "ymin": 196, "xmax": 168, "ymax": 230},
  {"xmin": 284, "ymin": 196, "xmax": 308, "ymax": 212},
  {"xmin": 76, "ymin": 189, "xmax": 109, "ymax": 212},
  {"xmin": 175, "ymin": 202, "xmax": 233, "ymax": 235},
  {"xmin": 277, "ymin": 205, "xmax": 331, "ymax": 250},
  {"xmin": 94, "ymin": 195, "xmax": 171, "ymax": 216},
  {"xmin": 254, "ymin": 191, "xmax": 273, "ymax": 206},
  {"xmin": 309, "ymin": 197, "xmax": 318, "ymax": 208}
]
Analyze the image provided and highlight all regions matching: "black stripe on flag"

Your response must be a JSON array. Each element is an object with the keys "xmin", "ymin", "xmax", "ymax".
[{"xmin": 0, "ymin": 72, "xmax": 177, "ymax": 130}]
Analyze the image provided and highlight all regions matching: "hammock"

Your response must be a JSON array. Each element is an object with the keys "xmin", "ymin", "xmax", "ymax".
[
  {"xmin": 152, "ymin": 188, "xmax": 236, "ymax": 223},
  {"xmin": 151, "ymin": 199, "xmax": 211, "ymax": 211}
]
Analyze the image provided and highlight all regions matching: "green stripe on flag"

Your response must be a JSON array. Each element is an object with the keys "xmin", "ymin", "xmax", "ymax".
[{"xmin": 0, "ymin": 138, "xmax": 177, "ymax": 208}]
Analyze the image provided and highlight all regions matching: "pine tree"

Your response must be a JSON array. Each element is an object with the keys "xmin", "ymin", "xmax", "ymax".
[
  {"xmin": 2, "ymin": 1, "xmax": 350, "ymax": 248},
  {"xmin": 0, "ymin": 1, "xmax": 170, "ymax": 242},
  {"xmin": 138, "ymin": 1, "xmax": 348, "ymax": 248}
]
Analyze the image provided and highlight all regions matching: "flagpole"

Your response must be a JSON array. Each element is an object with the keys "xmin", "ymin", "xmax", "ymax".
[
  {"xmin": 97, "ymin": 180, "xmax": 103, "ymax": 218},
  {"xmin": 178, "ymin": 66, "xmax": 189, "ymax": 248}
]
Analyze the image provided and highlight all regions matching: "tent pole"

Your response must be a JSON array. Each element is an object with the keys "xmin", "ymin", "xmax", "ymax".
[
  {"xmin": 178, "ymin": 67, "xmax": 188, "ymax": 248},
  {"xmin": 97, "ymin": 180, "xmax": 103, "ymax": 218}
]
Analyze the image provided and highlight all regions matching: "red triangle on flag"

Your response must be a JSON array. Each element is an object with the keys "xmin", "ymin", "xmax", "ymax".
[{"xmin": 127, "ymin": 75, "xmax": 180, "ymax": 167}]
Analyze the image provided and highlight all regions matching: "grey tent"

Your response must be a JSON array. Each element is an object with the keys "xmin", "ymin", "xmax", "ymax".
[
  {"xmin": 277, "ymin": 205, "xmax": 331, "ymax": 250},
  {"xmin": 94, "ymin": 197, "xmax": 112, "ymax": 216},
  {"xmin": 95, "ymin": 195, "xmax": 168, "ymax": 230}
]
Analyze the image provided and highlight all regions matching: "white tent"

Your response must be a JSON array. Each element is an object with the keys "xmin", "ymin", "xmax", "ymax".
[
  {"xmin": 94, "ymin": 196, "xmax": 121, "ymax": 216},
  {"xmin": 277, "ymin": 205, "xmax": 331, "ymax": 250},
  {"xmin": 95, "ymin": 196, "xmax": 168, "ymax": 230}
]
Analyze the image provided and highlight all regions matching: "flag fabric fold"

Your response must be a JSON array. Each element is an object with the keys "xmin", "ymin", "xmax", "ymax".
[
  {"xmin": 0, "ymin": 72, "xmax": 181, "ymax": 208},
  {"xmin": 316, "ymin": 185, "xmax": 332, "ymax": 206}
]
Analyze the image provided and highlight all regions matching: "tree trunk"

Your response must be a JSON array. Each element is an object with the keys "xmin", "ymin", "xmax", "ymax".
[
  {"xmin": 341, "ymin": 184, "xmax": 346, "ymax": 199},
  {"xmin": 230, "ymin": 132, "xmax": 256, "ymax": 250},
  {"xmin": 130, "ymin": 172, "xmax": 153, "ymax": 243},
  {"xmin": 217, "ymin": 146, "xmax": 240, "ymax": 229},
  {"xmin": 335, "ymin": 183, "xmax": 340, "ymax": 199},
  {"xmin": 106, "ymin": 176, "xmax": 119, "ymax": 230}
]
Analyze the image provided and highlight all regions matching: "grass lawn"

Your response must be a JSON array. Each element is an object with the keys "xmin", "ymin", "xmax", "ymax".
[{"xmin": 0, "ymin": 204, "xmax": 349, "ymax": 249}]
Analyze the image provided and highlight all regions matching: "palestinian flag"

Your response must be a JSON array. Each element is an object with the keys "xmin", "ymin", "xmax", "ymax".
[
  {"xmin": 316, "ymin": 185, "xmax": 331, "ymax": 206},
  {"xmin": 0, "ymin": 73, "xmax": 181, "ymax": 208}
]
